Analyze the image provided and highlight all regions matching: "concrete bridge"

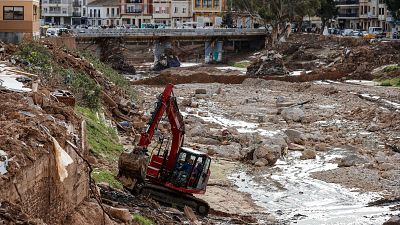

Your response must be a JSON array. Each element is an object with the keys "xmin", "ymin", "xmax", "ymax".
[{"xmin": 73, "ymin": 28, "xmax": 268, "ymax": 64}]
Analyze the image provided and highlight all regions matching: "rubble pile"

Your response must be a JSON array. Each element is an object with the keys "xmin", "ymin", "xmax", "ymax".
[
  {"xmin": 246, "ymin": 50, "xmax": 289, "ymax": 76},
  {"xmin": 0, "ymin": 201, "xmax": 44, "ymax": 225}
]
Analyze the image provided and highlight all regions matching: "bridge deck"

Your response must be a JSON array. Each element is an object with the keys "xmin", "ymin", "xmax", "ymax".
[{"xmin": 73, "ymin": 28, "xmax": 268, "ymax": 40}]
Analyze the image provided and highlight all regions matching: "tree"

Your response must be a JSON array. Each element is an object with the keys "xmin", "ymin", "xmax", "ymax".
[
  {"xmin": 232, "ymin": 0, "xmax": 320, "ymax": 47},
  {"xmin": 292, "ymin": 0, "xmax": 321, "ymax": 32},
  {"xmin": 317, "ymin": 0, "xmax": 338, "ymax": 33},
  {"xmin": 222, "ymin": 5, "xmax": 234, "ymax": 28},
  {"xmin": 385, "ymin": 0, "xmax": 400, "ymax": 20}
]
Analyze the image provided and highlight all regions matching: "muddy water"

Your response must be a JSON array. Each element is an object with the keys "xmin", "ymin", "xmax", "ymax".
[
  {"xmin": 191, "ymin": 111, "xmax": 393, "ymax": 224},
  {"xmin": 228, "ymin": 150, "xmax": 392, "ymax": 225}
]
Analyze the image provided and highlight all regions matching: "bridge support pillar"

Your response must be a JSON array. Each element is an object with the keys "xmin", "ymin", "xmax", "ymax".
[
  {"xmin": 204, "ymin": 40, "xmax": 223, "ymax": 64},
  {"xmin": 153, "ymin": 40, "xmax": 172, "ymax": 64}
]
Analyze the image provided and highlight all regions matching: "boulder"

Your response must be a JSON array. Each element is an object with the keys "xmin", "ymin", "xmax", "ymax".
[
  {"xmin": 284, "ymin": 129, "xmax": 305, "ymax": 145},
  {"xmin": 254, "ymin": 158, "xmax": 269, "ymax": 167},
  {"xmin": 209, "ymin": 143, "xmax": 241, "ymax": 159},
  {"xmin": 181, "ymin": 98, "xmax": 192, "ymax": 107},
  {"xmin": 383, "ymin": 215, "xmax": 400, "ymax": 225},
  {"xmin": 300, "ymin": 149, "xmax": 316, "ymax": 160},
  {"xmin": 367, "ymin": 123, "xmax": 380, "ymax": 132},
  {"xmin": 338, "ymin": 154, "xmax": 369, "ymax": 167},
  {"xmin": 315, "ymin": 143, "xmax": 330, "ymax": 152},
  {"xmin": 104, "ymin": 206, "xmax": 132, "ymax": 223},
  {"xmin": 253, "ymin": 145, "xmax": 282, "ymax": 166},
  {"xmin": 281, "ymin": 107, "xmax": 305, "ymax": 122},
  {"xmin": 187, "ymin": 125, "xmax": 210, "ymax": 137}
]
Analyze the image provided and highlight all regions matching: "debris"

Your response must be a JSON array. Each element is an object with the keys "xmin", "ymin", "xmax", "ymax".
[
  {"xmin": 247, "ymin": 50, "xmax": 289, "ymax": 76},
  {"xmin": 300, "ymin": 149, "xmax": 317, "ymax": 160},
  {"xmin": 184, "ymin": 206, "xmax": 201, "ymax": 225},
  {"xmin": 281, "ymin": 107, "xmax": 305, "ymax": 122},
  {"xmin": 104, "ymin": 205, "xmax": 132, "ymax": 223},
  {"xmin": 0, "ymin": 150, "xmax": 9, "ymax": 175},
  {"xmin": 51, "ymin": 136, "xmax": 74, "ymax": 182},
  {"xmin": 51, "ymin": 90, "xmax": 76, "ymax": 107},
  {"xmin": 383, "ymin": 215, "xmax": 400, "ymax": 225}
]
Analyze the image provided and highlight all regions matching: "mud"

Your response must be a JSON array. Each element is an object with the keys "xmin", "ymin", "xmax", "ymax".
[{"xmin": 135, "ymin": 77, "xmax": 400, "ymax": 224}]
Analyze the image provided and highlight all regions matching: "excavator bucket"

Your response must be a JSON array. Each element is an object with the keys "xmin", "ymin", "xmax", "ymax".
[{"xmin": 117, "ymin": 149, "xmax": 148, "ymax": 191}]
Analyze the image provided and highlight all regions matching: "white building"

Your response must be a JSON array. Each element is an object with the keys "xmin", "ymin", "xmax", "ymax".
[
  {"xmin": 87, "ymin": 0, "xmax": 121, "ymax": 26},
  {"xmin": 42, "ymin": 0, "xmax": 73, "ymax": 25},
  {"xmin": 171, "ymin": 0, "xmax": 192, "ymax": 28}
]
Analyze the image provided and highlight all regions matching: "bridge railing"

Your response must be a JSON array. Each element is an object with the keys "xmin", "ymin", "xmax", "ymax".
[{"xmin": 73, "ymin": 28, "xmax": 268, "ymax": 37}]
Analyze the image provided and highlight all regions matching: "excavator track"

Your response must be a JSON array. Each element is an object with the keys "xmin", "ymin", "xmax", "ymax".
[{"xmin": 141, "ymin": 183, "xmax": 210, "ymax": 216}]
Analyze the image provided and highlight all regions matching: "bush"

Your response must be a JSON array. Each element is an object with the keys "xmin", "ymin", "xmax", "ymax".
[
  {"xmin": 380, "ymin": 80, "xmax": 392, "ymax": 86},
  {"xmin": 16, "ymin": 41, "xmax": 52, "ymax": 73},
  {"xmin": 383, "ymin": 64, "xmax": 400, "ymax": 73},
  {"xmin": 132, "ymin": 214, "xmax": 153, "ymax": 225},
  {"xmin": 91, "ymin": 168, "xmax": 123, "ymax": 189}
]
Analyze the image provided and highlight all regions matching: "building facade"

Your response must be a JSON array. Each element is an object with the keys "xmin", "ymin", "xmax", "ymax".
[
  {"xmin": 87, "ymin": 0, "xmax": 121, "ymax": 26},
  {"xmin": 152, "ymin": 0, "xmax": 172, "ymax": 25},
  {"xmin": 0, "ymin": 0, "xmax": 40, "ymax": 42},
  {"xmin": 120, "ymin": 0, "xmax": 153, "ymax": 28},
  {"xmin": 192, "ymin": 0, "xmax": 226, "ymax": 27},
  {"xmin": 171, "ymin": 0, "xmax": 192, "ymax": 27},
  {"xmin": 42, "ymin": 0, "xmax": 73, "ymax": 25},
  {"xmin": 336, "ymin": 0, "xmax": 390, "ymax": 31}
]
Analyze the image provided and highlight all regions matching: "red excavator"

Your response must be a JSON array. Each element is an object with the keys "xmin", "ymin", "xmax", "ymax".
[{"xmin": 118, "ymin": 83, "xmax": 211, "ymax": 215}]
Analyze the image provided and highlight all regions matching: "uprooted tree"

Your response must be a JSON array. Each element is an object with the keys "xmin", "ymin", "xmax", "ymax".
[{"xmin": 233, "ymin": 0, "xmax": 320, "ymax": 47}]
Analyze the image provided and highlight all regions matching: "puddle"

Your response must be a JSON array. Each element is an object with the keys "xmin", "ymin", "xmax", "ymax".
[{"xmin": 228, "ymin": 150, "xmax": 393, "ymax": 224}]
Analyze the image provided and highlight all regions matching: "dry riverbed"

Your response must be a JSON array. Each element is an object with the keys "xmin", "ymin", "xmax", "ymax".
[{"xmin": 135, "ymin": 79, "xmax": 400, "ymax": 224}]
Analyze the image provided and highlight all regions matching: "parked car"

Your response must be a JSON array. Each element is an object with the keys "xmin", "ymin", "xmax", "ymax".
[
  {"xmin": 350, "ymin": 31, "xmax": 362, "ymax": 37},
  {"xmin": 341, "ymin": 29, "xmax": 354, "ymax": 36}
]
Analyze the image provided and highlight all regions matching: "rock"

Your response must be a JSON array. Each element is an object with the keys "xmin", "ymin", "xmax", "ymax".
[
  {"xmin": 315, "ymin": 143, "xmax": 330, "ymax": 152},
  {"xmin": 281, "ymin": 107, "xmax": 305, "ymax": 122},
  {"xmin": 195, "ymin": 89, "xmax": 207, "ymax": 94},
  {"xmin": 379, "ymin": 163, "xmax": 395, "ymax": 171},
  {"xmin": 367, "ymin": 123, "xmax": 380, "ymax": 132},
  {"xmin": 300, "ymin": 149, "xmax": 316, "ymax": 160},
  {"xmin": 208, "ymin": 143, "xmax": 241, "ymax": 159},
  {"xmin": 207, "ymin": 147, "xmax": 217, "ymax": 156},
  {"xmin": 198, "ymin": 111, "xmax": 209, "ymax": 117},
  {"xmin": 253, "ymin": 145, "xmax": 282, "ymax": 166},
  {"xmin": 104, "ymin": 205, "xmax": 132, "ymax": 223},
  {"xmin": 254, "ymin": 158, "xmax": 268, "ymax": 167},
  {"xmin": 284, "ymin": 129, "xmax": 305, "ymax": 145},
  {"xmin": 181, "ymin": 98, "xmax": 192, "ymax": 107},
  {"xmin": 288, "ymin": 143, "xmax": 305, "ymax": 151},
  {"xmin": 187, "ymin": 125, "xmax": 210, "ymax": 137},
  {"xmin": 383, "ymin": 215, "xmax": 400, "ymax": 225},
  {"xmin": 192, "ymin": 137, "xmax": 220, "ymax": 145},
  {"xmin": 190, "ymin": 102, "xmax": 199, "ymax": 108},
  {"xmin": 338, "ymin": 154, "xmax": 369, "ymax": 167}
]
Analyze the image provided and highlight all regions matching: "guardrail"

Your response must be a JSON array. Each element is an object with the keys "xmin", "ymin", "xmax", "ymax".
[{"xmin": 73, "ymin": 28, "xmax": 268, "ymax": 38}]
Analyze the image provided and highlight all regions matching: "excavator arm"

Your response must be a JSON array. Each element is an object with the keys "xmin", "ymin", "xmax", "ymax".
[{"xmin": 138, "ymin": 83, "xmax": 185, "ymax": 170}]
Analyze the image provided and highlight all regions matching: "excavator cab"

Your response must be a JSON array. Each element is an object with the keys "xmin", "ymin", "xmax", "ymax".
[
  {"xmin": 146, "ymin": 146, "xmax": 211, "ymax": 194},
  {"xmin": 169, "ymin": 147, "xmax": 211, "ymax": 192}
]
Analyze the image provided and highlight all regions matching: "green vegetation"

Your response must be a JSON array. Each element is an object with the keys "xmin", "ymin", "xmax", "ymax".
[
  {"xmin": 80, "ymin": 51, "xmax": 137, "ymax": 100},
  {"xmin": 16, "ymin": 41, "xmax": 52, "ymax": 73},
  {"xmin": 91, "ymin": 168, "xmax": 123, "ymax": 189},
  {"xmin": 132, "ymin": 214, "xmax": 153, "ymax": 225},
  {"xmin": 379, "ymin": 78, "xmax": 400, "ymax": 87},
  {"xmin": 383, "ymin": 64, "xmax": 400, "ymax": 73},
  {"xmin": 228, "ymin": 61, "xmax": 251, "ymax": 68},
  {"xmin": 77, "ymin": 107, "xmax": 123, "ymax": 163}
]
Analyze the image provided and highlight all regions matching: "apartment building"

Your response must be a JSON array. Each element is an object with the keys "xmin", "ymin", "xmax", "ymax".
[
  {"xmin": 336, "ymin": 0, "xmax": 390, "ymax": 31},
  {"xmin": 192, "ymin": 0, "xmax": 226, "ymax": 27},
  {"xmin": 171, "ymin": 0, "xmax": 192, "ymax": 27},
  {"xmin": 87, "ymin": 0, "xmax": 121, "ymax": 26},
  {"xmin": 42, "ymin": 0, "xmax": 73, "ymax": 25},
  {"xmin": 153, "ymin": 0, "xmax": 171, "ymax": 25},
  {"xmin": 0, "ymin": 0, "xmax": 40, "ymax": 42},
  {"xmin": 120, "ymin": 0, "xmax": 153, "ymax": 28}
]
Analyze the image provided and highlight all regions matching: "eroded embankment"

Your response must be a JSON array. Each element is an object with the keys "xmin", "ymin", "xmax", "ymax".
[{"xmin": 132, "ymin": 71, "xmax": 347, "ymax": 85}]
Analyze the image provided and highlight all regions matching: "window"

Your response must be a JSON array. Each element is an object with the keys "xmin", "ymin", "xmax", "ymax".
[
  {"xmin": 89, "ymin": 9, "xmax": 92, "ymax": 17},
  {"xmin": 195, "ymin": 0, "xmax": 201, "ymax": 7},
  {"xmin": 33, "ymin": 5, "xmax": 38, "ymax": 21},
  {"xmin": 174, "ymin": 7, "xmax": 178, "ymax": 13},
  {"xmin": 3, "ymin": 6, "xmax": 24, "ymax": 20},
  {"xmin": 98, "ymin": 9, "xmax": 100, "ymax": 17},
  {"xmin": 111, "ymin": 8, "xmax": 114, "ymax": 16},
  {"xmin": 182, "ymin": 7, "xmax": 186, "ymax": 13},
  {"xmin": 107, "ymin": 8, "xmax": 109, "ymax": 15},
  {"xmin": 83, "ymin": 8, "xmax": 86, "ymax": 16}
]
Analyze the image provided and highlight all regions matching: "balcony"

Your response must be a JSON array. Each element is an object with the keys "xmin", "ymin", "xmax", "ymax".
[
  {"xmin": 126, "ymin": 9, "xmax": 143, "ymax": 13},
  {"xmin": 73, "ymin": 12, "xmax": 81, "ymax": 17},
  {"xmin": 337, "ymin": 13, "xmax": 359, "ymax": 18},
  {"xmin": 336, "ymin": 0, "xmax": 359, "ymax": 4},
  {"xmin": 126, "ymin": 0, "xmax": 143, "ymax": 3},
  {"xmin": 73, "ymin": 1, "xmax": 82, "ymax": 7},
  {"xmin": 48, "ymin": 0, "xmax": 62, "ymax": 4}
]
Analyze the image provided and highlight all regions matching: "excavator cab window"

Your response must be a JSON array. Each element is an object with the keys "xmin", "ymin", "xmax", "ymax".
[{"xmin": 170, "ymin": 148, "xmax": 211, "ymax": 190}]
